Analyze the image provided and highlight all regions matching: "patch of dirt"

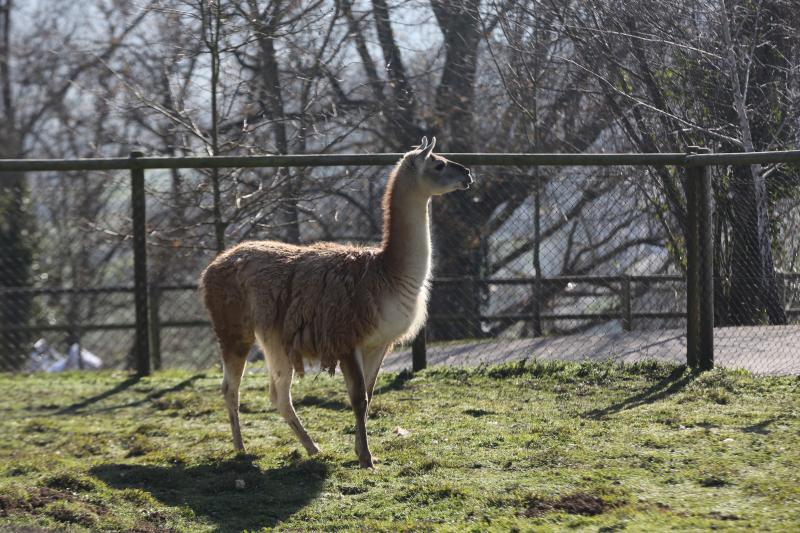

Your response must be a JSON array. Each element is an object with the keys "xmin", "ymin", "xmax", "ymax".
[
  {"xmin": 0, "ymin": 485, "xmax": 108, "ymax": 526},
  {"xmin": 44, "ymin": 503, "xmax": 98, "ymax": 527},
  {"xmin": 524, "ymin": 492, "xmax": 613, "ymax": 518},
  {"xmin": 0, "ymin": 527, "xmax": 60, "ymax": 532},
  {"xmin": 0, "ymin": 487, "xmax": 66, "ymax": 517},
  {"xmin": 128, "ymin": 520, "xmax": 179, "ymax": 533},
  {"xmin": 130, "ymin": 508, "xmax": 178, "ymax": 533}
]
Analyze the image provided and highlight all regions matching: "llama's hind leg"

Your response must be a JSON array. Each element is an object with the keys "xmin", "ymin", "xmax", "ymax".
[
  {"xmin": 221, "ymin": 344, "xmax": 250, "ymax": 453},
  {"xmin": 340, "ymin": 350, "xmax": 373, "ymax": 468},
  {"xmin": 263, "ymin": 341, "xmax": 320, "ymax": 456}
]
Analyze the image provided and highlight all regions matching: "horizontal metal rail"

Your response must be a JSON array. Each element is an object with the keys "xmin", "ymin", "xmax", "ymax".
[
  {"xmin": 7, "ymin": 309, "xmax": 800, "ymax": 335},
  {"xmin": 2, "ymin": 149, "xmax": 800, "ymax": 174},
  {"xmin": 684, "ymin": 149, "xmax": 800, "ymax": 166},
  {"xmin": 0, "ymin": 320, "xmax": 211, "ymax": 333},
  {"xmin": 0, "ymin": 284, "xmax": 198, "ymax": 296},
  {"xmin": 10, "ymin": 274, "xmax": 798, "ymax": 296},
  {"xmin": 434, "ymin": 275, "xmax": 685, "ymax": 284},
  {"xmin": 0, "ymin": 313, "xmax": 684, "ymax": 334}
]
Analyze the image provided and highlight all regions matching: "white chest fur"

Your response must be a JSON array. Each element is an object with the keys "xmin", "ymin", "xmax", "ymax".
[
  {"xmin": 364, "ymin": 264, "xmax": 430, "ymax": 348},
  {"xmin": 379, "ymin": 279, "xmax": 429, "ymax": 343}
]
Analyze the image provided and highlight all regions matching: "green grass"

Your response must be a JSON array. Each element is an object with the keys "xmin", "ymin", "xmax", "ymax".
[{"xmin": 1, "ymin": 360, "xmax": 799, "ymax": 532}]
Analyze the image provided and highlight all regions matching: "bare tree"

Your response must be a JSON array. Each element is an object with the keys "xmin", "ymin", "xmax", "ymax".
[
  {"xmin": 0, "ymin": 0, "xmax": 152, "ymax": 368},
  {"xmin": 556, "ymin": 0, "xmax": 799, "ymax": 326}
]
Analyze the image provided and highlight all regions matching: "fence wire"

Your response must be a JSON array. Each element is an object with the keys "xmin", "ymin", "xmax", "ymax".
[{"xmin": 1, "ymin": 160, "xmax": 799, "ymax": 374}]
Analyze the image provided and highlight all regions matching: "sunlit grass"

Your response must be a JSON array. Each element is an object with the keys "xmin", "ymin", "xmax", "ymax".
[{"xmin": 1, "ymin": 360, "xmax": 798, "ymax": 531}]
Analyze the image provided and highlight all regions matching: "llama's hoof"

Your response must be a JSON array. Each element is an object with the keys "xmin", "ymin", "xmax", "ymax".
[
  {"xmin": 358, "ymin": 455, "xmax": 375, "ymax": 469},
  {"xmin": 305, "ymin": 442, "xmax": 321, "ymax": 456}
]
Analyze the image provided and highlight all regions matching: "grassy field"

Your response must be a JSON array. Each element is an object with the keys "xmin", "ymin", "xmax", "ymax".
[{"xmin": 0, "ymin": 360, "xmax": 798, "ymax": 532}]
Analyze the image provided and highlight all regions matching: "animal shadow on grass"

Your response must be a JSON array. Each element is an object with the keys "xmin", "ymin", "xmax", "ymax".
[
  {"xmin": 294, "ymin": 394, "xmax": 349, "ymax": 411},
  {"xmin": 53, "ymin": 376, "xmax": 142, "ymax": 415},
  {"xmin": 91, "ymin": 455, "xmax": 328, "ymax": 532},
  {"xmin": 55, "ymin": 374, "xmax": 206, "ymax": 416},
  {"xmin": 583, "ymin": 366, "xmax": 697, "ymax": 419},
  {"xmin": 374, "ymin": 369, "xmax": 413, "ymax": 395},
  {"xmin": 742, "ymin": 417, "xmax": 781, "ymax": 435}
]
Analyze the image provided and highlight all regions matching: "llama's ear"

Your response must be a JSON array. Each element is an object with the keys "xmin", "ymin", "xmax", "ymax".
[
  {"xmin": 422, "ymin": 136, "xmax": 436, "ymax": 158},
  {"xmin": 418, "ymin": 136, "xmax": 428, "ymax": 151}
]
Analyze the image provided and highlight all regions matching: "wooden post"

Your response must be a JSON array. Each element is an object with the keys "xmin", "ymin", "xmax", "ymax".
[
  {"xmin": 697, "ymin": 154, "xmax": 715, "ymax": 370},
  {"xmin": 412, "ymin": 328, "xmax": 426, "ymax": 372},
  {"xmin": 622, "ymin": 276, "xmax": 632, "ymax": 332},
  {"xmin": 685, "ymin": 150, "xmax": 701, "ymax": 369},
  {"xmin": 148, "ymin": 284, "xmax": 162, "ymax": 371},
  {"xmin": 130, "ymin": 151, "xmax": 150, "ymax": 376}
]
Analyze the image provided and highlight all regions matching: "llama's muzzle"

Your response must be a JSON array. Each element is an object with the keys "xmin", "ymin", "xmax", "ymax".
[{"xmin": 461, "ymin": 174, "xmax": 474, "ymax": 189}]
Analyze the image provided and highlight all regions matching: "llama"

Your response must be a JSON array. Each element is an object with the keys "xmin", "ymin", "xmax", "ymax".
[{"xmin": 200, "ymin": 137, "xmax": 472, "ymax": 468}]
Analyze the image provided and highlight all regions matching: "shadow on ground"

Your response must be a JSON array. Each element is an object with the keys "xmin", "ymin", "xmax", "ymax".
[
  {"xmin": 90, "ymin": 455, "xmax": 328, "ymax": 531},
  {"xmin": 55, "ymin": 374, "xmax": 206, "ymax": 416},
  {"xmin": 374, "ymin": 369, "xmax": 414, "ymax": 395},
  {"xmin": 583, "ymin": 366, "xmax": 697, "ymax": 419},
  {"xmin": 294, "ymin": 394, "xmax": 350, "ymax": 411},
  {"xmin": 54, "ymin": 376, "xmax": 142, "ymax": 415}
]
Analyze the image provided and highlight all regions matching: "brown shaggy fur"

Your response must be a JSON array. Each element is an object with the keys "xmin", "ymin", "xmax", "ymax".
[{"xmin": 201, "ymin": 240, "xmax": 389, "ymax": 374}]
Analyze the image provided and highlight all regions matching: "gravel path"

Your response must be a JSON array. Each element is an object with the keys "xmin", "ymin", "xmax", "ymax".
[{"xmin": 384, "ymin": 325, "xmax": 800, "ymax": 375}]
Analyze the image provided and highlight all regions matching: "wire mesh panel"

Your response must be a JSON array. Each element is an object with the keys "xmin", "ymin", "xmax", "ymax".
[
  {"xmin": 0, "ymin": 171, "xmax": 136, "ymax": 371},
  {"xmin": 407, "ymin": 167, "xmax": 691, "ymax": 370},
  {"xmin": 708, "ymin": 169, "xmax": 800, "ymax": 374},
  {"xmin": 2, "ymin": 156, "xmax": 800, "ymax": 374}
]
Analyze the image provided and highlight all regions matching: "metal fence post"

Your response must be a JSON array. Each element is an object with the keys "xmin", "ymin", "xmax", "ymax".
[
  {"xmin": 412, "ymin": 327, "xmax": 426, "ymax": 372},
  {"xmin": 148, "ymin": 283, "xmax": 162, "ymax": 371},
  {"xmin": 130, "ymin": 151, "xmax": 150, "ymax": 376},
  {"xmin": 697, "ymin": 153, "xmax": 715, "ymax": 370}
]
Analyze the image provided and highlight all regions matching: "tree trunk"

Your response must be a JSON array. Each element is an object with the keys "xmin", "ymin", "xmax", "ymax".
[
  {"xmin": 251, "ymin": 5, "xmax": 299, "ymax": 243},
  {"xmin": 728, "ymin": 166, "xmax": 765, "ymax": 324},
  {"xmin": 721, "ymin": 0, "xmax": 786, "ymax": 325},
  {"xmin": 0, "ymin": 0, "xmax": 34, "ymax": 370},
  {"xmin": 427, "ymin": 0, "xmax": 483, "ymax": 341},
  {"xmin": 371, "ymin": 0, "xmax": 418, "ymax": 145},
  {"xmin": 0, "ymin": 170, "xmax": 34, "ymax": 370}
]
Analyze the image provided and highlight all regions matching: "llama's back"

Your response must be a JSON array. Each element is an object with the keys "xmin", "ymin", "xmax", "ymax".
[{"xmin": 201, "ymin": 240, "xmax": 386, "ymax": 372}]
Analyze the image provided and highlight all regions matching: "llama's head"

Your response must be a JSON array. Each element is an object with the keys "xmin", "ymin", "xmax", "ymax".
[{"xmin": 404, "ymin": 136, "xmax": 473, "ymax": 196}]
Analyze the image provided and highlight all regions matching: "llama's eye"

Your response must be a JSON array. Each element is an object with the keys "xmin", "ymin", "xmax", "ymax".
[{"xmin": 435, "ymin": 162, "xmax": 446, "ymax": 171}]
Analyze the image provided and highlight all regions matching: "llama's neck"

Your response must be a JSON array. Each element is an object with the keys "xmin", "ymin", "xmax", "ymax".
[{"xmin": 380, "ymin": 170, "xmax": 432, "ymax": 285}]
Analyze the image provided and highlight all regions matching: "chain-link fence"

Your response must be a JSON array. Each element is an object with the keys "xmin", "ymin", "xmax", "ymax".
[{"xmin": 2, "ymin": 151, "xmax": 800, "ymax": 374}]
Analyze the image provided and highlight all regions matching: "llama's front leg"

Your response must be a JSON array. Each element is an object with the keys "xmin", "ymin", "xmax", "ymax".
[
  {"xmin": 340, "ymin": 351, "xmax": 373, "ymax": 468},
  {"xmin": 363, "ymin": 345, "xmax": 390, "ymax": 403}
]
